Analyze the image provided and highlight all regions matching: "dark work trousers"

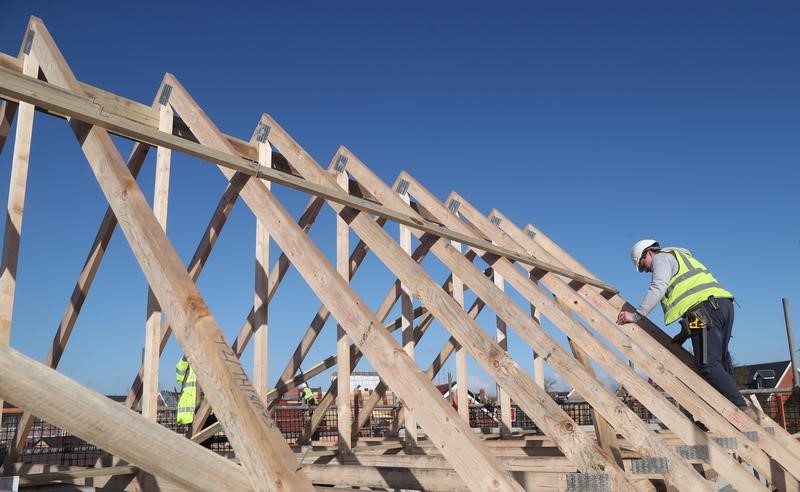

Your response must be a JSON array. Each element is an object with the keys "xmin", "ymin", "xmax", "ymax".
[{"xmin": 689, "ymin": 297, "xmax": 747, "ymax": 407}]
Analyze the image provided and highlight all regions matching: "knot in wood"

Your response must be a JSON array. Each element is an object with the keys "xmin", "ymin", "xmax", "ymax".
[
  {"xmin": 185, "ymin": 294, "xmax": 211, "ymax": 318},
  {"xmin": 563, "ymin": 422, "xmax": 574, "ymax": 432},
  {"xmin": 492, "ymin": 359, "xmax": 500, "ymax": 369}
]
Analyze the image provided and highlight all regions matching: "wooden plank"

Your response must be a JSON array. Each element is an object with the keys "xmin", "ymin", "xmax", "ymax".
[
  {"xmin": 300, "ymin": 464, "xmax": 562, "ymax": 492},
  {"xmin": 27, "ymin": 18, "xmax": 311, "ymax": 491},
  {"xmin": 0, "ymin": 51, "xmax": 37, "ymax": 426},
  {"xmin": 0, "ymin": 344, "xmax": 251, "ymax": 491},
  {"xmin": 11, "ymin": 142, "xmax": 150, "ymax": 461},
  {"xmin": 141, "ymin": 102, "xmax": 172, "ymax": 421},
  {"xmin": 398, "ymin": 191, "xmax": 417, "ymax": 448},
  {"xmin": 437, "ymin": 193, "xmax": 766, "ymax": 491},
  {"xmin": 329, "ymin": 452, "xmax": 580, "ymax": 472},
  {"xmin": 334, "ymin": 150, "xmax": 642, "ymax": 491},
  {"xmin": 449, "ymin": 238, "xmax": 470, "ymax": 423},
  {"xmin": 18, "ymin": 466, "xmax": 138, "ymax": 486},
  {"xmin": 4, "ymin": 462, "xmax": 142, "ymax": 491},
  {"xmin": 491, "ymin": 209, "xmax": 800, "ymax": 489},
  {"xmin": 166, "ymin": 85, "xmax": 520, "ymax": 492},
  {"xmin": 253, "ymin": 139, "xmax": 271, "ymax": 402},
  {"xmin": 0, "ymin": 65, "xmax": 617, "ymax": 293},
  {"xmin": 336, "ymin": 169, "xmax": 352, "ymax": 454},
  {"xmin": 494, "ymin": 270, "xmax": 512, "ymax": 438}
]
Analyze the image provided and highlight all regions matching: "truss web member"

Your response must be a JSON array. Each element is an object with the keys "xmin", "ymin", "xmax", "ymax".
[{"xmin": 616, "ymin": 240, "xmax": 755, "ymax": 417}]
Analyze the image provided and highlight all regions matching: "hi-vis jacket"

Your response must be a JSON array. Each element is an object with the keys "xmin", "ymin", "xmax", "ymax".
[
  {"xmin": 301, "ymin": 386, "xmax": 315, "ymax": 404},
  {"xmin": 175, "ymin": 356, "xmax": 197, "ymax": 425},
  {"xmin": 660, "ymin": 248, "xmax": 733, "ymax": 325}
]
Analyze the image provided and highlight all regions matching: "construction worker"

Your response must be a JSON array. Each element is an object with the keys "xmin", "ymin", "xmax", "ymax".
[
  {"xmin": 175, "ymin": 355, "xmax": 218, "ymax": 447},
  {"xmin": 299, "ymin": 382, "xmax": 316, "ymax": 406},
  {"xmin": 175, "ymin": 355, "xmax": 197, "ymax": 425},
  {"xmin": 616, "ymin": 240, "xmax": 753, "ymax": 415}
]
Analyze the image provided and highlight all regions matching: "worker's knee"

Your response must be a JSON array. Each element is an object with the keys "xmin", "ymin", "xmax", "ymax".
[{"xmin": 696, "ymin": 362, "xmax": 718, "ymax": 380}]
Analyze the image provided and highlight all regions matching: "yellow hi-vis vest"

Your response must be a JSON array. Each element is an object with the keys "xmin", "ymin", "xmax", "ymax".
[
  {"xmin": 176, "ymin": 357, "xmax": 197, "ymax": 425},
  {"xmin": 660, "ymin": 248, "xmax": 733, "ymax": 325},
  {"xmin": 301, "ymin": 386, "xmax": 315, "ymax": 403}
]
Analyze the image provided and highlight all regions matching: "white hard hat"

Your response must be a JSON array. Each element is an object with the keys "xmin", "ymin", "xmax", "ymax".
[
  {"xmin": 299, "ymin": 382, "xmax": 308, "ymax": 389},
  {"xmin": 631, "ymin": 239, "xmax": 659, "ymax": 272}
]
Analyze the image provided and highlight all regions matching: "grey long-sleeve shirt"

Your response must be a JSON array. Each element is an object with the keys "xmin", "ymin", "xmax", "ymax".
[{"xmin": 634, "ymin": 248, "xmax": 690, "ymax": 323}]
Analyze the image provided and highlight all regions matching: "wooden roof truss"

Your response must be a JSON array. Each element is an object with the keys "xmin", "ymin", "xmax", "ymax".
[{"xmin": 0, "ymin": 17, "xmax": 798, "ymax": 492}]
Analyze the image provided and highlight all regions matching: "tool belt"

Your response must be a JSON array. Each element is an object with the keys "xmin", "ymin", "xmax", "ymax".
[{"xmin": 678, "ymin": 296, "xmax": 719, "ymax": 365}]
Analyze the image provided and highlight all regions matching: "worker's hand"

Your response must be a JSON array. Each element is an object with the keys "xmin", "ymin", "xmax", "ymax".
[
  {"xmin": 616, "ymin": 310, "xmax": 636, "ymax": 325},
  {"xmin": 671, "ymin": 330, "xmax": 689, "ymax": 346},
  {"xmin": 670, "ymin": 334, "xmax": 687, "ymax": 346}
]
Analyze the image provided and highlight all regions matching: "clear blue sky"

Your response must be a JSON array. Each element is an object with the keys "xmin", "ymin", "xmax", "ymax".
[{"xmin": 1, "ymin": 2, "xmax": 798, "ymax": 395}]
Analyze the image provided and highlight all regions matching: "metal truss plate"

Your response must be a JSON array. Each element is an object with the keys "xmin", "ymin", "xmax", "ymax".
[
  {"xmin": 0, "ymin": 475, "xmax": 19, "ymax": 491},
  {"xmin": 744, "ymin": 431, "xmax": 758, "ymax": 441},
  {"xmin": 526, "ymin": 229, "xmax": 536, "ymax": 238},
  {"xmin": 676, "ymin": 445, "xmax": 709, "ymax": 460},
  {"xmin": 255, "ymin": 123, "xmax": 270, "ymax": 143},
  {"xmin": 714, "ymin": 437, "xmax": 737, "ymax": 449},
  {"xmin": 765, "ymin": 426, "xmax": 775, "ymax": 435},
  {"xmin": 395, "ymin": 178, "xmax": 409, "ymax": 195},
  {"xmin": 565, "ymin": 473, "xmax": 610, "ymax": 492},
  {"xmin": 630, "ymin": 457, "xmax": 668, "ymax": 475},
  {"xmin": 158, "ymin": 84, "xmax": 172, "ymax": 106},
  {"xmin": 24, "ymin": 30, "xmax": 35, "ymax": 55},
  {"xmin": 447, "ymin": 199, "xmax": 461, "ymax": 213},
  {"xmin": 334, "ymin": 155, "xmax": 348, "ymax": 172},
  {"xmin": 490, "ymin": 216, "xmax": 502, "ymax": 226}
]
